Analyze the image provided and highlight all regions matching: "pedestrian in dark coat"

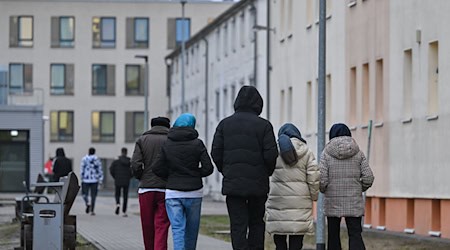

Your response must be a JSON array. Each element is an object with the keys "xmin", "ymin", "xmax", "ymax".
[
  {"xmin": 319, "ymin": 123, "xmax": 374, "ymax": 250},
  {"xmin": 52, "ymin": 147, "xmax": 72, "ymax": 182},
  {"xmin": 110, "ymin": 147, "xmax": 132, "ymax": 216},
  {"xmin": 131, "ymin": 116, "xmax": 171, "ymax": 250},
  {"xmin": 211, "ymin": 85, "xmax": 278, "ymax": 250},
  {"xmin": 152, "ymin": 113, "xmax": 213, "ymax": 250}
]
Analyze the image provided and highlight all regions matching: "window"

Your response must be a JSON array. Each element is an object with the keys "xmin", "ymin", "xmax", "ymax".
[
  {"xmin": 9, "ymin": 16, "xmax": 33, "ymax": 47},
  {"xmin": 92, "ymin": 111, "xmax": 115, "ymax": 142},
  {"xmin": 9, "ymin": 63, "xmax": 32, "ymax": 94},
  {"xmin": 167, "ymin": 18, "xmax": 190, "ymax": 50},
  {"xmin": 125, "ymin": 65, "xmax": 144, "ymax": 95},
  {"xmin": 280, "ymin": 89, "xmax": 285, "ymax": 123},
  {"xmin": 92, "ymin": 17, "xmax": 116, "ymax": 48},
  {"xmin": 428, "ymin": 41, "xmax": 439, "ymax": 117},
  {"xmin": 224, "ymin": 24, "xmax": 228, "ymax": 57},
  {"xmin": 92, "ymin": 64, "xmax": 115, "ymax": 95},
  {"xmin": 249, "ymin": 7, "xmax": 256, "ymax": 43},
  {"xmin": 287, "ymin": 86, "xmax": 293, "ymax": 121},
  {"xmin": 216, "ymin": 29, "xmax": 221, "ymax": 61},
  {"xmin": 231, "ymin": 84, "xmax": 236, "ymax": 110},
  {"xmin": 51, "ymin": 16, "xmax": 75, "ymax": 48},
  {"xmin": 240, "ymin": 11, "xmax": 245, "ymax": 48},
  {"xmin": 231, "ymin": 18, "xmax": 236, "ymax": 52},
  {"xmin": 50, "ymin": 111, "xmax": 74, "ymax": 142},
  {"xmin": 349, "ymin": 67, "xmax": 357, "ymax": 125},
  {"xmin": 362, "ymin": 63, "xmax": 370, "ymax": 124},
  {"xmin": 375, "ymin": 59, "xmax": 384, "ymax": 122},
  {"xmin": 215, "ymin": 90, "xmax": 220, "ymax": 120},
  {"xmin": 126, "ymin": 17, "xmax": 149, "ymax": 48},
  {"xmin": 50, "ymin": 64, "xmax": 74, "ymax": 95},
  {"xmin": 403, "ymin": 49, "xmax": 412, "ymax": 119},
  {"xmin": 125, "ymin": 111, "xmax": 144, "ymax": 142},
  {"xmin": 306, "ymin": 81, "xmax": 313, "ymax": 131},
  {"xmin": 326, "ymin": 75, "xmax": 332, "ymax": 128},
  {"xmin": 223, "ymin": 88, "xmax": 228, "ymax": 116}
]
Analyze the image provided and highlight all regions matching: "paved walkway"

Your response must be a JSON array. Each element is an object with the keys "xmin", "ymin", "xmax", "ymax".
[{"xmin": 72, "ymin": 194, "xmax": 232, "ymax": 250}]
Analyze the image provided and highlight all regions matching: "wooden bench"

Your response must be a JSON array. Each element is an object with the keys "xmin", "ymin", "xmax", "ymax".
[{"xmin": 18, "ymin": 172, "xmax": 80, "ymax": 250}]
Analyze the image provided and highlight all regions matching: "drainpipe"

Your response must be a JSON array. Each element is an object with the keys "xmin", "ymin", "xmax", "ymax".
[
  {"xmin": 266, "ymin": 0, "xmax": 271, "ymax": 120},
  {"xmin": 251, "ymin": 2, "xmax": 257, "ymax": 87},
  {"xmin": 202, "ymin": 38, "xmax": 209, "ymax": 145}
]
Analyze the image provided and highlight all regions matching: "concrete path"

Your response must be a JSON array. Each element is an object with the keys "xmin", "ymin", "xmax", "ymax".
[{"xmin": 72, "ymin": 194, "xmax": 232, "ymax": 250}]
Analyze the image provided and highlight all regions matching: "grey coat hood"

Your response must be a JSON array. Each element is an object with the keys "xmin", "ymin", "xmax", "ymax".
[{"xmin": 325, "ymin": 136, "xmax": 359, "ymax": 160}]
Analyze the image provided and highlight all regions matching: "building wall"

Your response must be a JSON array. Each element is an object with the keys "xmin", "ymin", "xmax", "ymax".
[
  {"xmin": 167, "ymin": 0, "xmax": 267, "ymax": 200},
  {"xmin": 0, "ymin": 106, "xmax": 43, "ymax": 187},
  {"xmin": 0, "ymin": 0, "xmax": 232, "ymax": 180}
]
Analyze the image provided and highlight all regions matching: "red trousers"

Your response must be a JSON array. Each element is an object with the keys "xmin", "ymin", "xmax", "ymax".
[{"xmin": 139, "ymin": 191, "xmax": 170, "ymax": 250}]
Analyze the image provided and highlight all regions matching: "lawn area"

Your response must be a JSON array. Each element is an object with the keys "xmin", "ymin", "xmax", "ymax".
[{"xmin": 199, "ymin": 215, "xmax": 450, "ymax": 250}]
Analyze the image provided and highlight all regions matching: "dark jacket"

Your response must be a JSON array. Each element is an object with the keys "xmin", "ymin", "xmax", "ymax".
[
  {"xmin": 52, "ymin": 148, "xmax": 72, "ymax": 182},
  {"xmin": 211, "ymin": 86, "xmax": 278, "ymax": 197},
  {"xmin": 131, "ymin": 126, "xmax": 169, "ymax": 189},
  {"xmin": 152, "ymin": 127, "xmax": 214, "ymax": 191},
  {"xmin": 109, "ymin": 155, "xmax": 132, "ymax": 186}
]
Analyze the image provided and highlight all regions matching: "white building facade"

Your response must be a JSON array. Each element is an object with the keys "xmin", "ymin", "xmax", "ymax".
[
  {"xmin": 0, "ymin": 0, "xmax": 232, "ymax": 189},
  {"xmin": 166, "ymin": 0, "xmax": 267, "ymax": 200}
]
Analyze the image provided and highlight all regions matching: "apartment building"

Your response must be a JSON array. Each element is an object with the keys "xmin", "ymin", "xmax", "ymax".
[
  {"xmin": 0, "ymin": 0, "xmax": 233, "ymax": 191},
  {"xmin": 270, "ymin": 0, "xmax": 450, "ymax": 239},
  {"xmin": 165, "ymin": 0, "xmax": 267, "ymax": 200}
]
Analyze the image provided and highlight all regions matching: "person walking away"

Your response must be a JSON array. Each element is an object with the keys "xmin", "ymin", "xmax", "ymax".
[
  {"xmin": 80, "ymin": 147, "xmax": 104, "ymax": 216},
  {"xmin": 266, "ymin": 123, "xmax": 320, "ymax": 250},
  {"xmin": 44, "ymin": 157, "xmax": 54, "ymax": 181},
  {"xmin": 212, "ymin": 86, "xmax": 278, "ymax": 250},
  {"xmin": 152, "ymin": 113, "xmax": 213, "ymax": 250},
  {"xmin": 110, "ymin": 147, "xmax": 132, "ymax": 217},
  {"xmin": 52, "ymin": 148, "xmax": 72, "ymax": 182},
  {"xmin": 131, "ymin": 116, "xmax": 171, "ymax": 250},
  {"xmin": 319, "ymin": 123, "xmax": 374, "ymax": 250}
]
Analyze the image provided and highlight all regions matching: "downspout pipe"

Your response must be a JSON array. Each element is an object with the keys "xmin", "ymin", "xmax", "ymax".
[
  {"xmin": 266, "ymin": 0, "xmax": 271, "ymax": 120},
  {"xmin": 202, "ymin": 37, "xmax": 209, "ymax": 146}
]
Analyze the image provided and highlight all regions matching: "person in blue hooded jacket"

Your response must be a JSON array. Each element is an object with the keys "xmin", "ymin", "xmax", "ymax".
[{"xmin": 152, "ymin": 113, "xmax": 213, "ymax": 250}]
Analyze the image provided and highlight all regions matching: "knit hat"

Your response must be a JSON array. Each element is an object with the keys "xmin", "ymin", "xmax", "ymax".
[{"xmin": 151, "ymin": 117, "xmax": 171, "ymax": 128}]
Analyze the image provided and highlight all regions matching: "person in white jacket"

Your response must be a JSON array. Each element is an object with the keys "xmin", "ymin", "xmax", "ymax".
[
  {"xmin": 266, "ymin": 123, "xmax": 320, "ymax": 250},
  {"xmin": 80, "ymin": 147, "xmax": 103, "ymax": 216}
]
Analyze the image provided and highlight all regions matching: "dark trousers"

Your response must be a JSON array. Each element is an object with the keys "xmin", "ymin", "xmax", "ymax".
[
  {"xmin": 327, "ymin": 216, "xmax": 365, "ymax": 250},
  {"xmin": 226, "ymin": 195, "xmax": 267, "ymax": 250},
  {"xmin": 139, "ymin": 191, "xmax": 170, "ymax": 250},
  {"xmin": 273, "ymin": 234, "xmax": 304, "ymax": 250},
  {"xmin": 115, "ymin": 185, "xmax": 129, "ymax": 213},
  {"xmin": 81, "ymin": 182, "xmax": 98, "ymax": 212}
]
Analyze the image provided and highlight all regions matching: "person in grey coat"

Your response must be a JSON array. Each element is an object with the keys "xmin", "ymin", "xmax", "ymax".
[{"xmin": 319, "ymin": 123, "xmax": 374, "ymax": 250}]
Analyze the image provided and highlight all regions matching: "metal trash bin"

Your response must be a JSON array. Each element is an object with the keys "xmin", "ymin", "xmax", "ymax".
[{"xmin": 32, "ymin": 202, "xmax": 64, "ymax": 249}]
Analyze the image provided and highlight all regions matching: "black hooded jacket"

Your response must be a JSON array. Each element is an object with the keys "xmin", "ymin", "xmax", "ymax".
[
  {"xmin": 109, "ymin": 155, "xmax": 132, "ymax": 186},
  {"xmin": 211, "ymin": 86, "xmax": 278, "ymax": 196},
  {"xmin": 152, "ymin": 127, "xmax": 214, "ymax": 191},
  {"xmin": 52, "ymin": 148, "xmax": 72, "ymax": 182}
]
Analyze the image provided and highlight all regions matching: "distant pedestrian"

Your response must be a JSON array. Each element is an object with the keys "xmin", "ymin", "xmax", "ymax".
[
  {"xmin": 52, "ymin": 148, "xmax": 72, "ymax": 182},
  {"xmin": 110, "ymin": 147, "xmax": 132, "ymax": 217},
  {"xmin": 319, "ymin": 123, "xmax": 375, "ymax": 250},
  {"xmin": 266, "ymin": 123, "xmax": 319, "ymax": 250},
  {"xmin": 152, "ymin": 113, "xmax": 213, "ymax": 250},
  {"xmin": 44, "ymin": 156, "xmax": 54, "ymax": 181},
  {"xmin": 211, "ymin": 86, "xmax": 278, "ymax": 250},
  {"xmin": 80, "ymin": 147, "xmax": 103, "ymax": 216},
  {"xmin": 131, "ymin": 116, "xmax": 171, "ymax": 250}
]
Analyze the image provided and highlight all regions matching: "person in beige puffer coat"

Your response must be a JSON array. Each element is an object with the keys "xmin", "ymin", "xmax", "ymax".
[
  {"xmin": 266, "ymin": 123, "xmax": 320, "ymax": 250},
  {"xmin": 320, "ymin": 123, "xmax": 374, "ymax": 250}
]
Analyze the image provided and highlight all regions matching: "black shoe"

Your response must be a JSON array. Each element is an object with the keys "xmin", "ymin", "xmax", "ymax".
[
  {"xmin": 85, "ymin": 205, "xmax": 90, "ymax": 214},
  {"xmin": 115, "ymin": 204, "xmax": 120, "ymax": 215}
]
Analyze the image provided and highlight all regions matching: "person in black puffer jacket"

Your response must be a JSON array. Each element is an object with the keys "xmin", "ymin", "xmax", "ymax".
[
  {"xmin": 52, "ymin": 147, "xmax": 72, "ymax": 182},
  {"xmin": 109, "ymin": 147, "xmax": 132, "ymax": 216},
  {"xmin": 211, "ymin": 85, "xmax": 278, "ymax": 250},
  {"xmin": 152, "ymin": 113, "xmax": 213, "ymax": 250}
]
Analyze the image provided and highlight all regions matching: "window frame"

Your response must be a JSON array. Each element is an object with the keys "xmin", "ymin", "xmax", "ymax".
[
  {"xmin": 50, "ymin": 110, "xmax": 74, "ymax": 142},
  {"xmin": 92, "ymin": 111, "xmax": 115, "ymax": 143},
  {"xmin": 92, "ymin": 64, "xmax": 108, "ymax": 95},
  {"xmin": 59, "ymin": 16, "xmax": 75, "ymax": 46},
  {"xmin": 9, "ymin": 63, "xmax": 24, "ymax": 94},
  {"xmin": 175, "ymin": 17, "xmax": 191, "ymax": 47},
  {"xmin": 125, "ymin": 64, "xmax": 143, "ymax": 96},
  {"xmin": 18, "ymin": 16, "xmax": 33, "ymax": 47},
  {"xmin": 134, "ymin": 17, "xmax": 149, "ymax": 43}
]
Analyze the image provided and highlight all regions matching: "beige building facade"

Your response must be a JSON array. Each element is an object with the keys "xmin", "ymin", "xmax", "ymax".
[
  {"xmin": 270, "ymin": 0, "xmax": 450, "ymax": 239},
  {"xmin": 0, "ymin": 0, "xmax": 232, "ymax": 189}
]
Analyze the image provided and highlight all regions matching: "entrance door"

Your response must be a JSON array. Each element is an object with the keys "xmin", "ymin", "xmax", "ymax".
[{"xmin": 0, "ymin": 130, "xmax": 29, "ymax": 192}]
